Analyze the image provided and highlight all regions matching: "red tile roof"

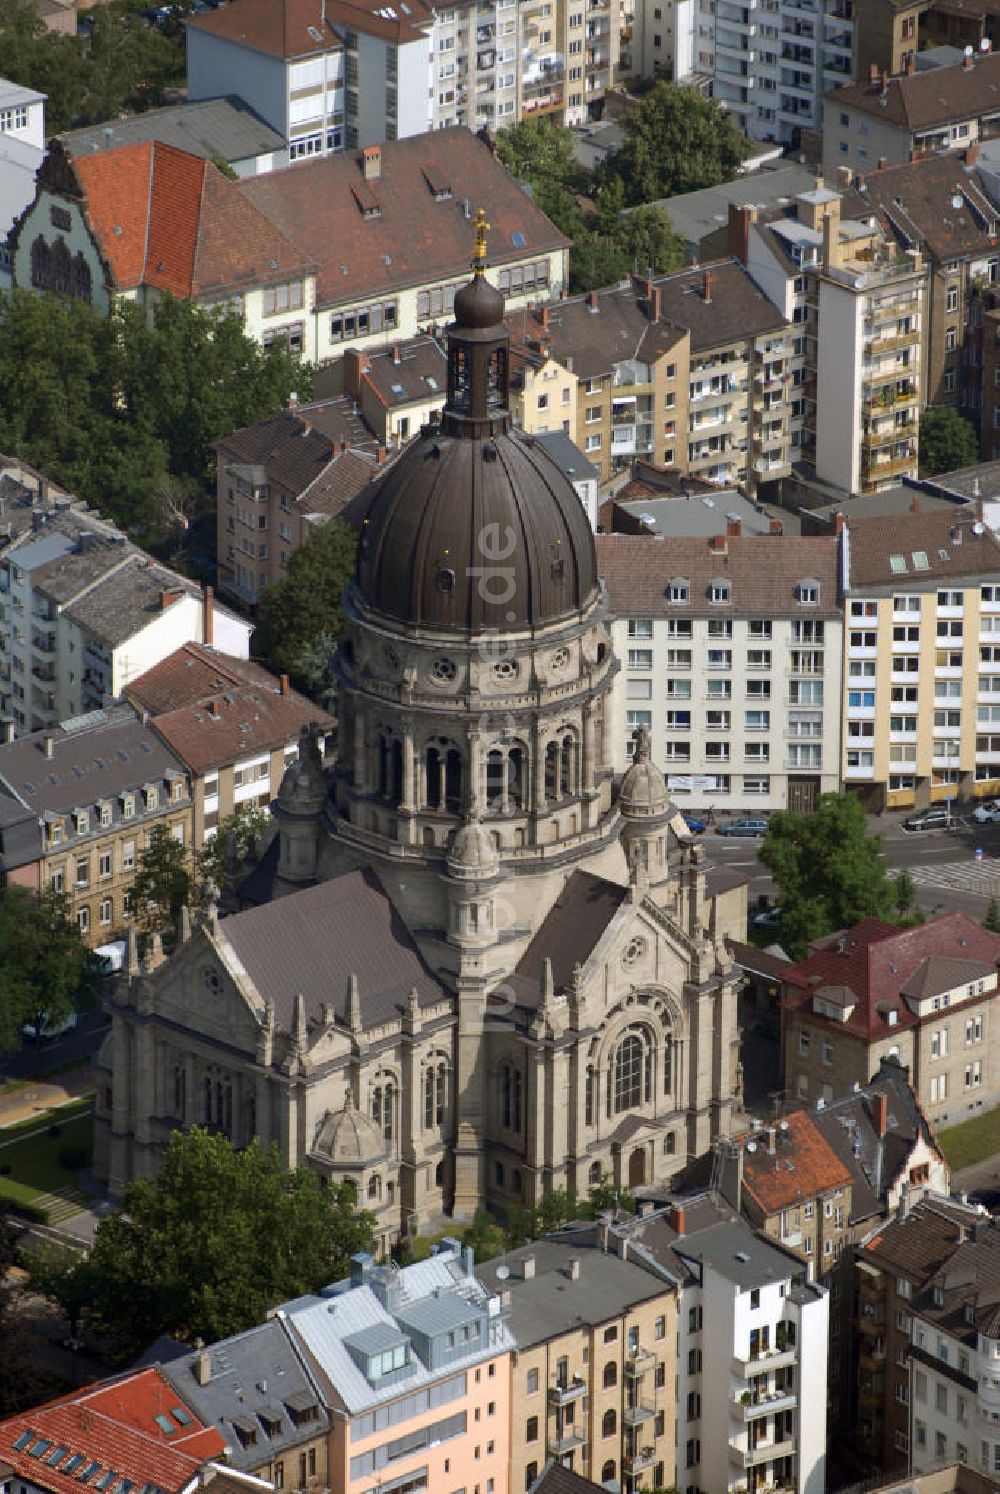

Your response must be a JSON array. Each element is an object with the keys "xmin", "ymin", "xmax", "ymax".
[
  {"xmin": 187, "ymin": 0, "xmax": 433, "ymax": 57},
  {"xmin": 739, "ymin": 1110, "xmax": 853, "ymax": 1215},
  {"xmin": 71, "ymin": 141, "xmax": 314, "ymax": 298},
  {"xmin": 782, "ymin": 911, "xmax": 1000, "ymax": 1041},
  {"xmin": 0, "ymin": 1368, "xmax": 226, "ymax": 1493},
  {"xmin": 125, "ymin": 643, "xmax": 277, "ymax": 715}
]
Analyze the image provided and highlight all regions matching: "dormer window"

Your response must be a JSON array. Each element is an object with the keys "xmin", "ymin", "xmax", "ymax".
[
  {"xmin": 709, "ymin": 578, "xmax": 731, "ymax": 604},
  {"xmin": 173, "ymin": 779, "xmax": 184, "ymax": 802},
  {"xmin": 798, "ymin": 578, "xmax": 820, "ymax": 604},
  {"xmin": 933, "ymin": 1285, "xmax": 944, "ymax": 1307},
  {"xmin": 668, "ymin": 577, "xmax": 689, "ymax": 604},
  {"xmin": 122, "ymin": 795, "xmax": 135, "ymax": 820},
  {"xmin": 49, "ymin": 819, "xmax": 63, "ymax": 845},
  {"xmin": 100, "ymin": 803, "xmax": 112, "ymax": 828},
  {"xmin": 76, "ymin": 811, "xmax": 89, "ymax": 836},
  {"xmin": 145, "ymin": 786, "xmax": 158, "ymax": 811}
]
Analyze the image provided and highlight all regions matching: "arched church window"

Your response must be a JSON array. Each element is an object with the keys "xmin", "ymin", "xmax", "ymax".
[
  {"xmin": 374, "ymin": 1078, "xmax": 396, "ymax": 1142},
  {"xmin": 435, "ymin": 1160, "xmax": 444, "ymax": 1187},
  {"xmin": 51, "ymin": 238, "xmax": 71, "ymax": 295},
  {"xmin": 368, "ymin": 1174, "xmax": 382, "ymax": 1201},
  {"xmin": 500, "ymin": 1062, "xmax": 522, "ymax": 1132},
  {"xmin": 372, "ymin": 1085, "xmax": 383, "ymax": 1133},
  {"xmin": 436, "ymin": 1062, "xmax": 447, "ymax": 1124},
  {"xmin": 589, "ymin": 1160, "xmax": 602, "ymax": 1186},
  {"xmin": 30, "ymin": 235, "xmax": 49, "ymax": 290},
  {"xmin": 425, "ymin": 1067, "xmax": 435, "ymax": 1131},
  {"xmin": 664, "ymin": 1037, "xmax": 672, "ymax": 1097},
  {"xmin": 71, "ymin": 252, "xmax": 92, "ymax": 303},
  {"xmin": 585, "ymin": 1064, "xmax": 595, "ymax": 1127},
  {"xmin": 203, "ymin": 1075, "xmax": 212, "ymax": 1126},
  {"xmin": 486, "ymin": 347, "xmax": 506, "ymax": 409},
  {"xmin": 426, "ymin": 741, "xmax": 462, "ymax": 812},
  {"xmin": 611, "ymin": 1030, "xmax": 651, "ymax": 1116}
]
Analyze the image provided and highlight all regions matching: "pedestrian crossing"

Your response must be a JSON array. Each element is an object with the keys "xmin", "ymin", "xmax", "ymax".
[{"xmin": 906, "ymin": 861, "xmax": 1000, "ymax": 898}]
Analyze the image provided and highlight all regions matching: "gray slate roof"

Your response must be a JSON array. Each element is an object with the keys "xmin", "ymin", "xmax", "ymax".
[
  {"xmin": 163, "ymin": 1320, "xmax": 329, "ymax": 1472},
  {"xmin": 61, "ymin": 96, "xmax": 284, "ymax": 167},
  {"xmin": 528, "ymin": 432, "xmax": 598, "ymax": 487},
  {"xmin": 508, "ymin": 870, "xmax": 627, "ymax": 1009},
  {"xmin": 640, "ymin": 162, "xmax": 820, "ymax": 252},
  {"xmin": 219, "ymin": 867, "xmax": 448, "ymax": 1031},
  {"xmin": 616, "ymin": 491, "xmax": 777, "ymax": 539}
]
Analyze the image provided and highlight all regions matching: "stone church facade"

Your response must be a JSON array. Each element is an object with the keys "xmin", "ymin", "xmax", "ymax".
[{"xmin": 93, "ymin": 226, "xmax": 746, "ymax": 1254}]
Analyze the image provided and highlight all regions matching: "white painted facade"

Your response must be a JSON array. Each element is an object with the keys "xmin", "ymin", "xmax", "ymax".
[
  {"xmin": 815, "ymin": 275, "xmax": 864, "ymax": 494},
  {"xmin": 673, "ymin": 1227, "xmax": 829, "ymax": 1494},
  {"xmin": 634, "ymin": 0, "xmax": 695, "ymax": 80},
  {"xmin": 907, "ymin": 1289, "xmax": 1000, "ymax": 1475},
  {"xmin": 187, "ymin": 31, "xmax": 297, "ymax": 157},
  {"xmin": 606, "ymin": 609, "xmax": 844, "ymax": 815},
  {"xmin": 0, "ymin": 78, "xmax": 46, "ymax": 152}
]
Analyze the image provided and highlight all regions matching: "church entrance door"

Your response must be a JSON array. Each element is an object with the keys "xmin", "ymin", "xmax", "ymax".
[{"xmin": 628, "ymin": 1146, "xmax": 646, "ymax": 1188}]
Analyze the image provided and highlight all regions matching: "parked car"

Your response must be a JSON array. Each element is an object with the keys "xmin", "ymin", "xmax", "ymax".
[
  {"xmin": 973, "ymin": 800, "xmax": 1000, "ymax": 824},
  {"xmin": 717, "ymin": 817, "xmax": 768, "ymax": 838},
  {"xmin": 752, "ymin": 906, "xmax": 783, "ymax": 929},
  {"xmin": 902, "ymin": 807, "xmax": 952, "ymax": 832},
  {"xmin": 21, "ymin": 1010, "xmax": 78, "ymax": 1041},
  {"xmin": 682, "ymin": 812, "xmax": 706, "ymax": 834}
]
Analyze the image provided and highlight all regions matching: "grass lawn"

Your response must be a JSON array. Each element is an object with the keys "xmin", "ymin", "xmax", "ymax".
[
  {"xmin": 937, "ymin": 1107, "xmax": 1000, "ymax": 1172},
  {"xmin": 0, "ymin": 1099, "xmax": 94, "ymax": 1221}
]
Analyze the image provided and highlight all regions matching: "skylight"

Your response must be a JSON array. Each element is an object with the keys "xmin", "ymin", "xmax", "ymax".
[
  {"xmin": 46, "ymin": 1447, "xmax": 69, "ymax": 1466},
  {"xmin": 29, "ymin": 1440, "xmax": 52, "ymax": 1459},
  {"xmin": 889, "ymin": 555, "xmax": 907, "ymax": 573},
  {"xmin": 13, "ymin": 1432, "xmax": 34, "ymax": 1452},
  {"xmin": 511, "ymin": 231, "xmax": 526, "ymax": 247},
  {"xmin": 912, "ymin": 550, "xmax": 930, "ymax": 570},
  {"xmin": 63, "ymin": 1454, "xmax": 86, "ymax": 1474},
  {"xmin": 154, "ymin": 1415, "xmax": 175, "ymax": 1435},
  {"xmin": 78, "ymin": 1461, "xmax": 103, "ymax": 1482},
  {"xmin": 170, "ymin": 1408, "xmax": 192, "ymax": 1427}
]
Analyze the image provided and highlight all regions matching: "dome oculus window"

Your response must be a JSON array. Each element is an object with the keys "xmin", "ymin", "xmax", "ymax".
[
  {"xmin": 436, "ymin": 566, "xmax": 456, "ymax": 594},
  {"xmin": 203, "ymin": 967, "xmax": 223, "ymax": 995},
  {"xmin": 383, "ymin": 645, "xmax": 401, "ymax": 671},
  {"xmin": 493, "ymin": 659, "xmax": 518, "ymax": 682},
  {"xmin": 430, "ymin": 657, "xmax": 457, "ymax": 684},
  {"xmin": 550, "ymin": 647, "xmax": 570, "ymax": 671}
]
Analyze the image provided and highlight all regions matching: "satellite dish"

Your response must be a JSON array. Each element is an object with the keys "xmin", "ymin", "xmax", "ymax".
[
  {"xmin": 746, "ymin": 1141, "xmax": 757, "ymax": 1153},
  {"xmin": 495, "ymin": 1264, "xmax": 510, "ymax": 1280},
  {"xmin": 974, "ymin": 521, "xmax": 986, "ymax": 535},
  {"xmin": 952, "ymin": 194, "xmax": 964, "ymax": 210},
  {"xmin": 779, "ymin": 1119, "xmax": 789, "ymax": 1131},
  {"xmin": 965, "ymin": 43, "xmax": 975, "ymax": 55}
]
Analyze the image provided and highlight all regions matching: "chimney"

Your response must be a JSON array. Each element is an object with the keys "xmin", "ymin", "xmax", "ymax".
[
  {"xmin": 286, "ymin": 391, "xmax": 298, "ymax": 409},
  {"xmin": 834, "ymin": 512, "xmax": 845, "ymax": 535},
  {"xmin": 769, "ymin": 518, "xmax": 783, "ymax": 535},
  {"xmin": 279, "ymin": 672, "xmax": 290, "ymax": 696},
  {"xmin": 567, "ymin": 1257, "xmax": 581, "ymax": 1281},
  {"xmin": 376, "ymin": 446, "xmax": 387, "ymax": 466},
  {"xmin": 194, "ymin": 1350, "xmax": 212, "ymax": 1387},
  {"xmin": 873, "ymin": 1091, "xmax": 889, "ymax": 1138},
  {"xmin": 463, "ymin": 1244, "xmax": 476, "ymax": 1278},
  {"xmin": 650, "ymin": 285, "xmax": 662, "ymax": 321},
  {"xmin": 905, "ymin": 52, "xmax": 916, "ymax": 74},
  {"xmin": 669, "ymin": 1204, "xmax": 686, "ymax": 1236},
  {"xmin": 586, "ymin": 289, "xmax": 599, "ymax": 311},
  {"xmin": 877, "ymin": 156, "xmax": 887, "ymax": 171},
  {"xmin": 910, "ymin": 494, "xmax": 921, "ymax": 513},
  {"xmin": 727, "ymin": 517, "xmax": 742, "ymax": 538},
  {"xmin": 702, "ymin": 270, "xmax": 714, "ymax": 304},
  {"xmin": 966, "ymin": 141, "xmax": 981, "ymax": 166},
  {"xmin": 727, "ymin": 202, "xmax": 756, "ymax": 265},
  {"xmin": 522, "ymin": 1255, "xmax": 536, "ymax": 1280},
  {"xmin": 881, "ymin": 69, "xmax": 889, "ymax": 91},
  {"xmin": 159, "ymin": 588, "xmax": 184, "ymax": 612},
  {"xmin": 963, "ymin": 49, "xmax": 975, "ymax": 68},
  {"xmin": 362, "ymin": 143, "xmax": 382, "ymax": 180},
  {"xmin": 539, "ymin": 305, "xmax": 549, "ymax": 330},
  {"xmin": 392, "ymin": 344, "xmax": 401, "ymax": 365},
  {"xmin": 766, "ymin": 1126, "xmax": 777, "ymax": 1155},
  {"xmin": 710, "ymin": 533, "xmax": 728, "ymax": 554},
  {"xmin": 43, "ymin": 732, "xmax": 54, "ymax": 759},
  {"xmin": 203, "ymin": 583, "xmax": 214, "ymax": 647}
]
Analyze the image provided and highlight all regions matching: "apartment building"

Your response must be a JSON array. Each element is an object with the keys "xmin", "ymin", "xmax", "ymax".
[
  {"xmin": 280, "ymin": 1245, "xmax": 512, "ymax": 1494},
  {"xmin": 597, "ymin": 531, "xmax": 842, "ymax": 814},
  {"xmin": 780, "ymin": 910, "xmax": 1000, "ymax": 1129},
  {"xmin": 15, "ymin": 133, "xmax": 568, "ymax": 369},
  {"xmin": 165, "ymin": 1320, "xmax": 332, "ymax": 1488},
  {"xmin": 710, "ymin": 0, "xmax": 854, "ymax": 146},
  {"xmin": 0, "ymin": 708, "xmax": 192, "ymax": 944},
  {"xmin": 977, "ymin": 298, "xmax": 1000, "ymax": 458},
  {"xmin": 478, "ymin": 1234, "xmax": 678, "ymax": 1494},
  {"xmin": 509, "ymin": 261, "xmax": 795, "ymax": 488},
  {"xmin": 0, "ymin": 508, "xmax": 250, "ymax": 735},
  {"xmin": 853, "ymin": 1194, "xmax": 997, "ymax": 1475},
  {"xmin": 125, "ymin": 643, "xmax": 332, "ymax": 845},
  {"xmin": 343, "ymin": 336, "xmax": 448, "ymax": 449},
  {"xmin": 839, "ymin": 506, "xmax": 1000, "ymax": 809},
  {"xmin": 856, "ymin": 0, "xmax": 1000, "ymax": 81},
  {"xmin": 824, "ymin": 52, "xmax": 1000, "ymax": 178},
  {"xmin": 612, "ymin": 1198, "xmax": 830, "ymax": 1494}
]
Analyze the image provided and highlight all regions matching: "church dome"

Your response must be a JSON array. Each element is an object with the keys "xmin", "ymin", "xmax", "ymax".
[
  {"xmin": 313, "ymin": 1093, "xmax": 384, "ymax": 1166},
  {"xmin": 619, "ymin": 727, "xmax": 671, "ymax": 819},
  {"xmin": 353, "ymin": 210, "xmax": 598, "ymax": 636},
  {"xmin": 447, "ymin": 817, "xmax": 501, "ymax": 880}
]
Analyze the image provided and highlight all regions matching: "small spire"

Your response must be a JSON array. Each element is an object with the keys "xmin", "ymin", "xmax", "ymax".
[
  {"xmin": 472, "ymin": 207, "xmax": 490, "ymax": 276},
  {"xmin": 347, "ymin": 972, "xmax": 363, "ymax": 1033},
  {"xmin": 292, "ymin": 991, "xmax": 308, "ymax": 1052},
  {"xmin": 126, "ymin": 924, "xmax": 140, "ymax": 977},
  {"xmin": 177, "ymin": 903, "xmax": 192, "ymax": 944},
  {"xmin": 541, "ymin": 956, "xmax": 555, "ymax": 1006}
]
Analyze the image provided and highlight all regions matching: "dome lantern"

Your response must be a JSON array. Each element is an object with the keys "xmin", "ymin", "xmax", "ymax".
[{"xmin": 443, "ymin": 208, "xmax": 510, "ymax": 440}]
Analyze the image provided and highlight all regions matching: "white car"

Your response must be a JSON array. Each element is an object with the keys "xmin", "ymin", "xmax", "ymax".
[{"xmin": 973, "ymin": 801, "xmax": 1000, "ymax": 824}]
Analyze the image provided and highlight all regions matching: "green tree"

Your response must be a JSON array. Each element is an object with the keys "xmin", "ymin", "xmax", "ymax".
[
  {"xmin": 985, "ymin": 897, "xmax": 1000, "ymax": 934},
  {"xmin": 0, "ymin": 1206, "xmax": 52, "ymax": 1413},
  {"xmin": 894, "ymin": 867, "xmax": 916, "ymax": 918},
  {"xmin": 615, "ymin": 205, "xmax": 686, "ymax": 276},
  {"xmin": 918, "ymin": 406, "xmax": 979, "ymax": 476},
  {"xmin": 760, "ymin": 793, "xmax": 898, "ymax": 957},
  {"xmin": 256, "ymin": 518, "xmax": 358, "ymax": 688},
  {"xmin": 584, "ymin": 1172, "xmax": 636, "ymax": 1217},
  {"xmin": 0, "ymin": 886, "xmax": 89, "ymax": 1062},
  {"xmin": 197, "ymin": 806, "xmax": 271, "ymax": 888},
  {"xmin": 605, "ymin": 82, "xmax": 747, "ymax": 205},
  {"xmin": 129, "ymin": 823, "xmax": 194, "ymax": 942},
  {"xmin": 28, "ymin": 1128, "xmax": 375, "ymax": 1362}
]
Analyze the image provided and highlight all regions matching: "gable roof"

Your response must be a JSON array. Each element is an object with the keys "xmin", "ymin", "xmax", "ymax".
[
  {"xmin": 186, "ymin": 0, "xmax": 343, "ymax": 59},
  {"xmin": 238, "ymin": 129, "xmax": 569, "ymax": 309},
  {"xmin": 218, "ymin": 867, "xmax": 448, "ymax": 1030},
  {"xmin": 781, "ymin": 911, "xmax": 1000, "ymax": 1040},
  {"xmin": 148, "ymin": 680, "xmax": 331, "ymax": 777},
  {"xmin": 125, "ymin": 643, "xmax": 277, "ymax": 715},
  {"xmin": 845, "ymin": 506, "xmax": 1000, "ymax": 587},
  {"xmin": 831, "ymin": 53, "xmax": 1000, "ymax": 130},
  {"xmin": 596, "ymin": 534, "xmax": 840, "ymax": 618},
  {"xmin": 510, "ymin": 869, "xmax": 629, "ymax": 1007},
  {"xmin": 71, "ymin": 140, "xmax": 314, "ymax": 299},
  {"xmin": 739, "ymin": 1110, "xmax": 853, "ymax": 1216},
  {"xmin": 859, "ymin": 150, "xmax": 999, "ymax": 263}
]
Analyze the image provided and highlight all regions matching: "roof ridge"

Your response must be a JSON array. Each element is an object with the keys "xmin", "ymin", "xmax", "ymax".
[{"xmin": 140, "ymin": 138, "xmax": 156, "ymax": 286}]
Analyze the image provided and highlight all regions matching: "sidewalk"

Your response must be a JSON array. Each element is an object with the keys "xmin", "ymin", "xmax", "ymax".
[{"xmin": 0, "ymin": 1065, "xmax": 95, "ymax": 1130}]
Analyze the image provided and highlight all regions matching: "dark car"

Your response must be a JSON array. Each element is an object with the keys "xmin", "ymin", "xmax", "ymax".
[
  {"xmin": 903, "ymin": 807, "xmax": 951, "ymax": 833},
  {"xmin": 682, "ymin": 812, "xmax": 706, "ymax": 834},
  {"xmin": 717, "ymin": 817, "xmax": 768, "ymax": 838}
]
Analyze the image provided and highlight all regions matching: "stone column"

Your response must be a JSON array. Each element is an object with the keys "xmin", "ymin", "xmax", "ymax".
[
  {"xmin": 533, "ymin": 725, "xmax": 547, "ymax": 814},
  {"xmin": 583, "ymin": 705, "xmax": 595, "ymax": 790},
  {"xmin": 401, "ymin": 732, "xmax": 415, "ymax": 812},
  {"xmin": 452, "ymin": 981, "xmax": 487, "ymax": 1219}
]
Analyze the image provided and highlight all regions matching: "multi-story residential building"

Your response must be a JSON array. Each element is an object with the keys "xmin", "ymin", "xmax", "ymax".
[
  {"xmin": 215, "ymin": 399, "xmax": 380, "ymax": 609},
  {"xmin": 737, "ymin": 182, "xmax": 927, "ymax": 493},
  {"xmin": 0, "ymin": 1367, "xmax": 228, "ymax": 1492},
  {"xmin": 856, "ymin": 0, "xmax": 1000, "ymax": 81},
  {"xmin": 597, "ymin": 531, "xmax": 843, "ymax": 813},
  {"xmin": 709, "ymin": 0, "xmax": 854, "ymax": 147},
  {"xmin": 124, "ymin": 643, "xmax": 332, "ymax": 845},
  {"xmin": 0, "ymin": 77, "xmax": 46, "ymax": 286},
  {"xmin": 780, "ymin": 910, "xmax": 1000, "ymax": 1128},
  {"xmin": 632, "ymin": 0, "xmax": 696, "ymax": 82},
  {"xmin": 612, "ymin": 1197, "xmax": 830, "ymax": 1494},
  {"xmin": 14, "ymin": 133, "xmax": 568, "ymax": 369},
  {"xmin": 509, "ymin": 262, "xmax": 795, "ymax": 488},
  {"xmin": 853, "ymin": 1193, "xmax": 997, "ymax": 1475},
  {"xmin": 857, "ymin": 150, "xmax": 998, "ymax": 415},
  {"xmin": 0, "ymin": 708, "xmax": 192, "ymax": 944},
  {"xmin": 838, "ymin": 505, "xmax": 1000, "ymax": 808},
  {"xmin": 477, "ymin": 1233, "xmax": 678, "ymax": 1494},
  {"xmin": 164, "ymin": 1320, "xmax": 332, "ymax": 1489},
  {"xmin": 0, "ymin": 507, "xmax": 250, "ymax": 734},
  {"xmin": 824, "ymin": 52, "xmax": 1000, "ymax": 179},
  {"xmin": 279, "ymin": 1245, "xmax": 513, "ymax": 1494},
  {"xmin": 343, "ymin": 336, "xmax": 448, "ymax": 449}
]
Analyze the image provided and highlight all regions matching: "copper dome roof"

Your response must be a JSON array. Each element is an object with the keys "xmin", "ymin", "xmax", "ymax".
[{"xmin": 355, "ymin": 429, "xmax": 599, "ymax": 633}]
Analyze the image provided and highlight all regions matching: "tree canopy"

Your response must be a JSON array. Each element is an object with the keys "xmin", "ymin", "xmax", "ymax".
[
  {"xmin": 493, "ymin": 120, "xmax": 686, "ymax": 292},
  {"xmin": 129, "ymin": 823, "xmax": 195, "ymax": 942},
  {"xmin": 603, "ymin": 82, "xmax": 748, "ymax": 205},
  {"xmin": 255, "ymin": 518, "xmax": 358, "ymax": 696},
  {"xmin": 918, "ymin": 406, "xmax": 979, "ymax": 476},
  {"xmin": 0, "ymin": 886, "xmax": 90, "ymax": 1056},
  {"xmin": 759, "ymin": 793, "xmax": 898, "ymax": 957},
  {"xmin": 29, "ymin": 1128, "xmax": 375, "ymax": 1362},
  {"xmin": 0, "ymin": 1206, "xmax": 51, "ymax": 1414},
  {"xmin": 196, "ymin": 806, "xmax": 271, "ymax": 889},
  {"xmin": 0, "ymin": 291, "xmax": 308, "ymax": 549}
]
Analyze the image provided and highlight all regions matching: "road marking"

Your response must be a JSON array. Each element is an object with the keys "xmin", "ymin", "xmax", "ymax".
[{"xmin": 906, "ymin": 863, "xmax": 1000, "ymax": 899}]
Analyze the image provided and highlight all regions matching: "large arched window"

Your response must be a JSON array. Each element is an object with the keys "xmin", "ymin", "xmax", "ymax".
[
  {"xmin": 424, "ymin": 1057, "xmax": 448, "ymax": 1129},
  {"xmin": 372, "ymin": 1078, "xmax": 396, "ymax": 1142},
  {"xmin": 602, "ymin": 1409, "xmax": 617, "ymax": 1438},
  {"xmin": 172, "ymin": 1063, "xmax": 185, "ymax": 1119},
  {"xmin": 203, "ymin": 1065, "xmax": 232, "ymax": 1134},
  {"xmin": 610, "ymin": 1029, "xmax": 652, "ymax": 1116},
  {"xmin": 377, "ymin": 733, "xmax": 403, "ymax": 804},
  {"xmin": 585, "ymin": 1064, "xmax": 595, "ymax": 1127},
  {"xmin": 501, "ymin": 1062, "xmax": 522, "ymax": 1132}
]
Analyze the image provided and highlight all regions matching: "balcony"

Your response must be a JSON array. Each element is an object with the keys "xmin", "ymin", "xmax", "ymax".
[
  {"xmin": 733, "ymin": 1347, "xmax": 796, "ymax": 1377},
  {"xmin": 548, "ymin": 1428, "xmax": 587, "ymax": 1456},
  {"xmin": 734, "ymin": 1390, "xmax": 798, "ymax": 1421},
  {"xmin": 865, "ymin": 330, "xmax": 920, "ymax": 356},
  {"xmin": 31, "ymin": 633, "xmax": 56, "ymax": 656},
  {"xmin": 623, "ymin": 1402, "xmax": 656, "ymax": 1427},
  {"xmin": 736, "ymin": 1436, "xmax": 797, "ymax": 1469},
  {"xmin": 549, "ymin": 1377, "xmax": 587, "ymax": 1405},
  {"xmin": 623, "ymin": 1449, "xmax": 656, "ymax": 1476},
  {"xmin": 865, "ymin": 454, "xmax": 917, "ymax": 481},
  {"xmin": 844, "ymin": 762, "xmax": 875, "ymax": 779},
  {"xmin": 625, "ymin": 1349, "xmax": 657, "ymax": 1377},
  {"xmin": 31, "ymin": 664, "xmax": 56, "ymax": 684}
]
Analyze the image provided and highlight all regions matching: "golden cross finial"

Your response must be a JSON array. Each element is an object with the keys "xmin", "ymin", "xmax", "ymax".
[{"xmin": 472, "ymin": 208, "xmax": 490, "ymax": 275}]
